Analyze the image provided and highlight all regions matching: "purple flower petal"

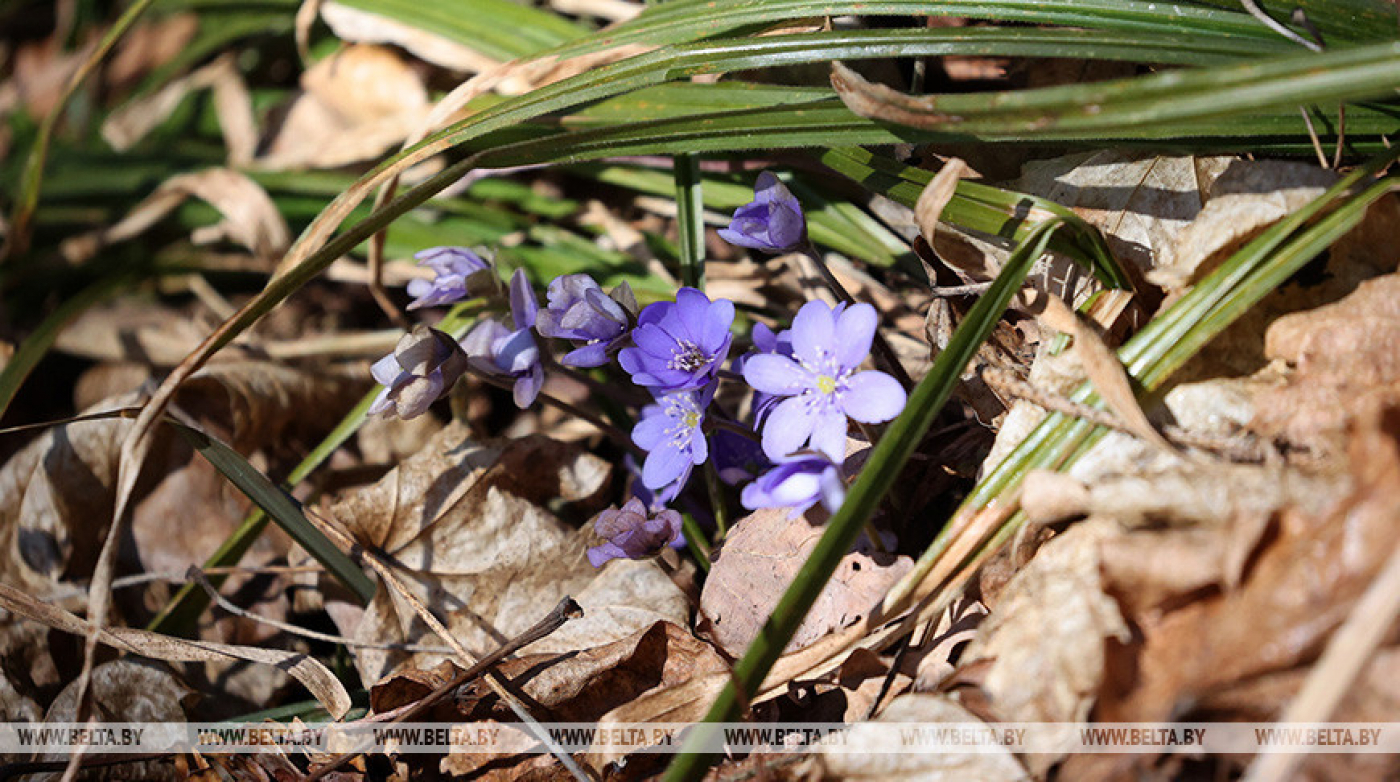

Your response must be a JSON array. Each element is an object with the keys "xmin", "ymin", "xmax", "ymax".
[
  {"xmin": 509, "ymin": 268, "xmax": 538, "ymax": 330},
  {"xmin": 808, "ymin": 408, "xmax": 849, "ymax": 462},
  {"xmin": 834, "ymin": 302, "xmax": 878, "ymax": 370},
  {"xmin": 561, "ymin": 343, "xmax": 609, "ymax": 368},
  {"xmin": 632, "ymin": 409, "xmax": 669, "ymax": 451},
  {"xmin": 842, "ymin": 371, "xmax": 907, "ymax": 423},
  {"xmin": 513, "ymin": 365, "xmax": 544, "ymax": 409},
  {"xmin": 743, "ymin": 354, "xmax": 810, "ymax": 396},
  {"xmin": 643, "ymin": 443, "xmax": 690, "ymax": 489},
  {"xmin": 791, "ymin": 299, "xmax": 836, "ymax": 367},
  {"xmin": 762, "ymin": 395, "xmax": 816, "ymax": 460}
]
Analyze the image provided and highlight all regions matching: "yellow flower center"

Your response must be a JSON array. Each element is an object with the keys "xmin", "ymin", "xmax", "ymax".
[
  {"xmin": 816, "ymin": 375, "xmax": 837, "ymax": 395},
  {"xmin": 682, "ymin": 410, "xmax": 702, "ymax": 429}
]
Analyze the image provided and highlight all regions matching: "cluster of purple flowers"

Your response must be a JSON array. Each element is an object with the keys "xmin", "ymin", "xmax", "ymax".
[{"xmin": 370, "ymin": 171, "xmax": 906, "ymax": 567}]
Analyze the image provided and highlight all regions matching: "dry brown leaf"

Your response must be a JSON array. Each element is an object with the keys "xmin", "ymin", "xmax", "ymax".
[
  {"xmin": 698, "ymin": 506, "xmax": 913, "ymax": 657},
  {"xmin": 259, "ymin": 44, "xmax": 431, "ymax": 170},
  {"xmin": 0, "ymin": 361, "xmax": 361, "ymax": 614},
  {"xmin": 61, "ymin": 168, "xmax": 290, "ymax": 266},
  {"xmin": 106, "ymin": 13, "xmax": 200, "ymax": 92},
  {"xmin": 1061, "ymin": 409, "xmax": 1400, "ymax": 781},
  {"xmin": 326, "ymin": 423, "xmax": 685, "ymax": 686},
  {"xmin": 818, "ymin": 693, "xmax": 1029, "ymax": 781},
  {"xmin": 1148, "ymin": 160, "xmax": 1338, "ymax": 291},
  {"xmin": 0, "ymin": 585, "xmax": 351, "ymax": 718},
  {"xmin": 104, "ymin": 54, "xmax": 256, "ymax": 164},
  {"xmin": 957, "ymin": 519, "xmax": 1129, "ymax": 774},
  {"xmin": 1253, "ymin": 273, "xmax": 1400, "ymax": 455},
  {"xmin": 370, "ymin": 621, "xmax": 725, "ymax": 776}
]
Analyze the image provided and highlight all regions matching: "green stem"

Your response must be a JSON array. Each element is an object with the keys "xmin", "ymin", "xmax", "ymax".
[{"xmin": 675, "ymin": 153, "xmax": 706, "ymax": 289}]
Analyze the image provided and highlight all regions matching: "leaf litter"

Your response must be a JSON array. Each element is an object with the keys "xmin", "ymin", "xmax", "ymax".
[{"xmin": 3, "ymin": 5, "xmax": 1400, "ymax": 780}]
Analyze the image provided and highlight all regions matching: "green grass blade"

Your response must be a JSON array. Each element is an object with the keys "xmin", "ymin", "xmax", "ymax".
[
  {"xmin": 5, "ymin": 0, "xmax": 157, "ymax": 260},
  {"xmin": 169, "ymin": 421, "xmax": 377, "ymax": 605},
  {"xmin": 550, "ymin": 0, "xmax": 1290, "ymax": 59},
  {"xmin": 663, "ymin": 219, "xmax": 1065, "ymax": 782},
  {"xmin": 832, "ymin": 40, "xmax": 1400, "ymax": 140},
  {"xmin": 329, "ymin": 0, "xmax": 587, "ymax": 60}
]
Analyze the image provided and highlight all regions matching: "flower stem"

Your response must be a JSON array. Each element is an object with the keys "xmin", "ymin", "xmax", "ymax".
[
  {"xmin": 674, "ymin": 153, "xmax": 706, "ymax": 290},
  {"xmin": 798, "ymin": 241, "xmax": 914, "ymax": 391},
  {"xmin": 465, "ymin": 365, "xmax": 641, "ymax": 457}
]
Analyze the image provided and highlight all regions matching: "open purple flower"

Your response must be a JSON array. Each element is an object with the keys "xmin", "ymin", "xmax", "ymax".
[
  {"xmin": 632, "ymin": 383, "xmax": 713, "ymax": 492},
  {"xmin": 741, "ymin": 454, "xmax": 845, "ymax": 518},
  {"xmin": 717, "ymin": 171, "xmax": 805, "ymax": 253},
  {"xmin": 587, "ymin": 498, "xmax": 685, "ymax": 568},
  {"xmin": 742, "ymin": 300, "xmax": 906, "ymax": 461},
  {"xmin": 369, "ymin": 326, "xmax": 469, "ymax": 419},
  {"xmin": 619, "ymin": 288, "xmax": 734, "ymax": 392},
  {"xmin": 461, "ymin": 268, "xmax": 543, "ymax": 408},
  {"xmin": 406, "ymin": 246, "xmax": 490, "ymax": 310},
  {"xmin": 534, "ymin": 274, "xmax": 636, "ymax": 368}
]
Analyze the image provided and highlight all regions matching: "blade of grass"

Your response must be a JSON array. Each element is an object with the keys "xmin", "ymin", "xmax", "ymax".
[
  {"xmin": 663, "ymin": 218, "xmax": 1065, "ymax": 781},
  {"xmin": 169, "ymin": 420, "xmax": 377, "ymax": 605},
  {"xmin": 4, "ymin": 0, "xmax": 158, "ymax": 261}
]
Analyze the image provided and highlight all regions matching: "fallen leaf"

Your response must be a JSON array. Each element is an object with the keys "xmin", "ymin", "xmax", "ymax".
[
  {"xmin": 699, "ymin": 506, "xmax": 913, "ymax": 657},
  {"xmin": 1148, "ymin": 160, "xmax": 1338, "ymax": 291},
  {"xmin": 1063, "ymin": 407, "xmax": 1400, "ymax": 780},
  {"xmin": 103, "ymin": 54, "xmax": 257, "ymax": 164},
  {"xmin": 818, "ymin": 693, "xmax": 1029, "ymax": 781},
  {"xmin": 326, "ymin": 423, "xmax": 686, "ymax": 686},
  {"xmin": 0, "ymin": 584, "xmax": 351, "ymax": 718},
  {"xmin": 957, "ymin": 519, "xmax": 1130, "ymax": 775},
  {"xmin": 1253, "ymin": 273, "xmax": 1400, "ymax": 455},
  {"xmin": 105, "ymin": 13, "xmax": 200, "ymax": 93},
  {"xmin": 259, "ymin": 44, "xmax": 431, "ymax": 170},
  {"xmin": 61, "ymin": 169, "xmax": 290, "ymax": 266}
]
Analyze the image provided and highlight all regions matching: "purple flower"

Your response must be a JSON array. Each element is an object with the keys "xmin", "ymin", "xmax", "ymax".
[
  {"xmin": 618, "ymin": 288, "xmax": 734, "ymax": 391},
  {"xmin": 461, "ymin": 268, "xmax": 543, "ymax": 408},
  {"xmin": 587, "ymin": 498, "xmax": 685, "ymax": 568},
  {"xmin": 741, "ymin": 454, "xmax": 846, "ymax": 518},
  {"xmin": 369, "ymin": 326, "xmax": 469, "ymax": 419},
  {"xmin": 534, "ymin": 274, "xmax": 636, "ymax": 368},
  {"xmin": 406, "ymin": 247, "xmax": 490, "ymax": 310},
  {"xmin": 743, "ymin": 300, "xmax": 906, "ymax": 461},
  {"xmin": 632, "ymin": 384, "xmax": 713, "ymax": 491},
  {"xmin": 717, "ymin": 171, "xmax": 805, "ymax": 253}
]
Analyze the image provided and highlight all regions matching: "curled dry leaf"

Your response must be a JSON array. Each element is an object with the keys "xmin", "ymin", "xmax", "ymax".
[
  {"xmin": 260, "ymin": 44, "xmax": 431, "ymax": 170},
  {"xmin": 0, "ymin": 584, "xmax": 351, "ymax": 719},
  {"xmin": 103, "ymin": 53, "xmax": 257, "ymax": 163},
  {"xmin": 60, "ymin": 168, "xmax": 290, "ymax": 267},
  {"xmin": 326, "ymin": 423, "xmax": 686, "ymax": 686},
  {"xmin": 1147, "ymin": 160, "xmax": 1338, "ymax": 291},
  {"xmin": 1253, "ymin": 273, "xmax": 1400, "ymax": 455},
  {"xmin": 698, "ymin": 505, "xmax": 913, "ymax": 658},
  {"xmin": 818, "ymin": 693, "xmax": 1029, "ymax": 782}
]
